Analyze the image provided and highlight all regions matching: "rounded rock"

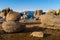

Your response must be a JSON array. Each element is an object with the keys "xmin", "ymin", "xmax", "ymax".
[
  {"xmin": 6, "ymin": 11, "xmax": 20, "ymax": 21},
  {"xmin": 2, "ymin": 21, "xmax": 24, "ymax": 32},
  {"xmin": 47, "ymin": 10, "xmax": 57, "ymax": 15}
]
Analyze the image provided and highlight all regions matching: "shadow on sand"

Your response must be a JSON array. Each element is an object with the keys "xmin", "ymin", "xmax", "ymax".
[{"xmin": 0, "ymin": 26, "xmax": 52, "ymax": 38}]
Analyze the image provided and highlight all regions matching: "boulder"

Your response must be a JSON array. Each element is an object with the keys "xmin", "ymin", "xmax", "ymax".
[
  {"xmin": 2, "ymin": 21, "xmax": 24, "ymax": 32},
  {"xmin": 34, "ymin": 10, "xmax": 43, "ymax": 20},
  {"xmin": 56, "ymin": 9, "xmax": 60, "ymax": 16},
  {"xmin": 0, "ymin": 7, "xmax": 13, "ymax": 21},
  {"xmin": 37, "ymin": 10, "xmax": 43, "ymax": 15},
  {"xmin": 6, "ymin": 11, "xmax": 20, "ymax": 21},
  {"xmin": 0, "ymin": 12, "xmax": 6, "ymax": 19},
  {"xmin": 47, "ymin": 10, "xmax": 57, "ymax": 15},
  {"xmin": 2, "ymin": 7, "xmax": 13, "ymax": 13},
  {"xmin": 1, "ymin": 7, "xmax": 13, "ymax": 16},
  {"xmin": 39, "ymin": 14, "xmax": 60, "ymax": 26},
  {"xmin": 34, "ymin": 10, "xmax": 37, "ymax": 17},
  {"xmin": 34, "ymin": 10, "xmax": 43, "ymax": 17},
  {"xmin": 30, "ymin": 32, "xmax": 43, "ymax": 37}
]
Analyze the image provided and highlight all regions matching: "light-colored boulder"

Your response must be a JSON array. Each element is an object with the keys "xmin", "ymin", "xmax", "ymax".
[
  {"xmin": 52, "ymin": 16, "xmax": 60, "ymax": 26},
  {"xmin": 6, "ymin": 11, "xmax": 20, "ymax": 21},
  {"xmin": 0, "ymin": 7, "xmax": 13, "ymax": 21},
  {"xmin": 56, "ymin": 9, "xmax": 60, "ymax": 16},
  {"xmin": 30, "ymin": 32, "xmax": 43, "ymax": 37},
  {"xmin": 2, "ymin": 21, "xmax": 24, "ymax": 32},
  {"xmin": 40, "ymin": 14, "xmax": 60, "ymax": 26},
  {"xmin": 47, "ymin": 10, "xmax": 56, "ymax": 15}
]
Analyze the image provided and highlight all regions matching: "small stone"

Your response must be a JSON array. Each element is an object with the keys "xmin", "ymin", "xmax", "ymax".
[{"xmin": 30, "ymin": 32, "xmax": 43, "ymax": 37}]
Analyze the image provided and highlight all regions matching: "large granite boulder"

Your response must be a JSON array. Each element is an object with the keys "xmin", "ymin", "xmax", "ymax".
[
  {"xmin": 1, "ymin": 7, "xmax": 13, "ymax": 16},
  {"xmin": 47, "ymin": 10, "xmax": 57, "ymax": 15},
  {"xmin": 39, "ymin": 14, "xmax": 60, "ymax": 26},
  {"xmin": 0, "ymin": 7, "xmax": 13, "ymax": 21},
  {"xmin": 6, "ymin": 11, "xmax": 20, "ymax": 21},
  {"xmin": 2, "ymin": 21, "xmax": 24, "ymax": 32},
  {"xmin": 2, "ymin": 7, "xmax": 13, "ymax": 13}
]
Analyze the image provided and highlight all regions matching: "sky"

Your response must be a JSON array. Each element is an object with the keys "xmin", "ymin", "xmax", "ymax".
[{"xmin": 0, "ymin": 0, "xmax": 60, "ymax": 12}]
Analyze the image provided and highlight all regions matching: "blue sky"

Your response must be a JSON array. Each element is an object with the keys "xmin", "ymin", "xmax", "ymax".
[{"xmin": 0, "ymin": 0, "xmax": 60, "ymax": 12}]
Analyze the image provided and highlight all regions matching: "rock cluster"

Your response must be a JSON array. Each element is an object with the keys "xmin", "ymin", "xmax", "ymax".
[
  {"xmin": 1, "ymin": 8, "xmax": 60, "ymax": 34},
  {"xmin": 47, "ymin": 10, "xmax": 57, "ymax": 15},
  {"xmin": 0, "ymin": 7, "xmax": 13, "ymax": 19},
  {"xmin": 6, "ymin": 11, "xmax": 20, "ymax": 21},
  {"xmin": 39, "ymin": 10, "xmax": 60, "ymax": 27},
  {"xmin": 0, "ymin": 8, "xmax": 24, "ymax": 33},
  {"xmin": 34, "ymin": 10, "xmax": 43, "ymax": 20}
]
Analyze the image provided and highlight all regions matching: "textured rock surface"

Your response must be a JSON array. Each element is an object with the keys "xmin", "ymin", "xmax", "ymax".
[
  {"xmin": 0, "ymin": 12, "xmax": 6, "ymax": 20},
  {"xmin": 2, "ymin": 21, "xmax": 23, "ymax": 32},
  {"xmin": 56, "ymin": 9, "xmax": 60, "ymax": 16},
  {"xmin": 0, "ymin": 7, "xmax": 13, "ymax": 17},
  {"xmin": 40, "ymin": 14, "xmax": 60, "ymax": 26},
  {"xmin": 0, "ymin": 7, "xmax": 13, "ymax": 21},
  {"xmin": 30, "ymin": 31, "xmax": 43, "ymax": 37},
  {"xmin": 6, "ymin": 11, "xmax": 20, "ymax": 21},
  {"xmin": 47, "ymin": 10, "xmax": 57, "ymax": 15},
  {"xmin": 34, "ymin": 10, "xmax": 43, "ymax": 20}
]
